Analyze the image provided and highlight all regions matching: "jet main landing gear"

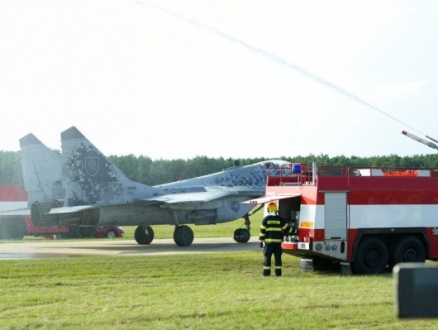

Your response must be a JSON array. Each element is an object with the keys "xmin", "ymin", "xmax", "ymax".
[
  {"xmin": 174, "ymin": 225, "xmax": 194, "ymax": 247},
  {"xmin": 135, "ymin": 225, "xmax": 154, "ymax": 245}
]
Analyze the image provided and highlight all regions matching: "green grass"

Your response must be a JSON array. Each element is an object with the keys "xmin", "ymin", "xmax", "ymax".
[
  {"xmin": 4, "ymin": 213, "xmax": 437, "ymax": 328},
  {"xmin": 1, "ymin": 253, "xmax": 437, "ymax": 329}
]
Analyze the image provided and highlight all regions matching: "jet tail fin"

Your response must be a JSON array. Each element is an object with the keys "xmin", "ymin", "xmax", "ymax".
[
  {"xmin": 61, "ymin": 126, "xmax": 154, "ymax": 207},
  {"xmin": 19, "ymin": 133, "xmax": 64, "ymax": 207}
]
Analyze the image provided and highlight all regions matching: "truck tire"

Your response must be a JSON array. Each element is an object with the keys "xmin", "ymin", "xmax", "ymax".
[
  {"xmin": 351, "ymin": 236, "xmax": 388, "ymax": 275},
  {"xmin": 389, "ymin": 236, "xmax": 426, "ymax": 268}
]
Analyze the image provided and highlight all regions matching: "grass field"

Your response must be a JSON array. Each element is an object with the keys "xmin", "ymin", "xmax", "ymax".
[
  {"xmin": 1, "ymin": 214, "xmax": 437, "ymax": 329},
  {"xmin": 1, "ymin": 253, "xmax": 438, "ymax": 329}
]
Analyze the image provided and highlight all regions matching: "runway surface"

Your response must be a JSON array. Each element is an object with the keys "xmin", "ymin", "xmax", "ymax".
[{"xmin": 0, "ymin": 237, "xmax": 260, "ymax": 260}]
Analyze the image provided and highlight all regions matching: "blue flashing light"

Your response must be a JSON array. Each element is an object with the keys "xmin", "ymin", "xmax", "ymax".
[{"xmin": 292, "ymin": 164, "xmax": 301, "ymax": 173}]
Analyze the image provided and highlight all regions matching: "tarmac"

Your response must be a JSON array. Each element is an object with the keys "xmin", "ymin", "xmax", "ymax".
[{"xmin": 0, "ymin": 236, "xmax": 261, "ymax": 260}]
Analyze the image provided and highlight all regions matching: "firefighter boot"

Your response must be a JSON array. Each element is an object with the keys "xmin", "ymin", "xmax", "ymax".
[
  {"xmin": 263, "ymin": 267, "xmax": 271, "ymax": 276},
  {"xmin": 275, "ymin": 267, "xmax": 282, "ymax": 277}
]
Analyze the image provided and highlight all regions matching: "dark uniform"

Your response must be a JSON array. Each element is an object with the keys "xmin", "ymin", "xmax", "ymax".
[{"xmin": 259, "ymin": 210, "xmax": 290, "ymax": 277}]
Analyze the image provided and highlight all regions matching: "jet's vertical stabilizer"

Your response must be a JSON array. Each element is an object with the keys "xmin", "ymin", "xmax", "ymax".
[
  {"xmin": 61, "ymin": 126, "xmax": 155, "ymax": 207},
  {"xmin": 19, "ymin": 134, "xmax": 64, "ymax": 207}
]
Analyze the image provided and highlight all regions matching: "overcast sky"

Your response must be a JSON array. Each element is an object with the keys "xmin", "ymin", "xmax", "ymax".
[{"xmin": 1, "ymin": 0, "xmax": 437, "ymax": 160}]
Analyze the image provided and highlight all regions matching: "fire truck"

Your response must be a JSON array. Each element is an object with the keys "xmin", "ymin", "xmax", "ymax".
[
  {"xmin": 0, "ymin": 185, "xmax": 85, "ymax": 239},
  {"xmin": 244, "ymin": 162, "xmax": 438, "ymax": 275}
]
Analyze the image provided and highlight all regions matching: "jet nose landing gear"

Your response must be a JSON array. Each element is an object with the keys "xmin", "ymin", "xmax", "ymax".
[
  {"xmin": 233, "ymin": 214, "xmax": 251, "ymax": 243},
  {"xmin": 233, "ymin": 228, "xmax": 250, "ymax": 243}
]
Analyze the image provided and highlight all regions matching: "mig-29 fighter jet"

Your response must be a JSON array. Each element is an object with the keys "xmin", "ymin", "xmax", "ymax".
[{"xmin": 32, "ymin": 126, "xmax": 288, "ymax": 246}]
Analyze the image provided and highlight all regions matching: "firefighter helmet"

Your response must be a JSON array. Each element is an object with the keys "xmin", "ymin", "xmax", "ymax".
[{"xmin": 267, "ymin": 202, "xmax": 278, "ymax": 213}]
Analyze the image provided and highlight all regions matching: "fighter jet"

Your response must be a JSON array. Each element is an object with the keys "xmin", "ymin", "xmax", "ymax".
[{"xmin": 36, "ymin": 126, "xmax": 288, "ymax": 246}]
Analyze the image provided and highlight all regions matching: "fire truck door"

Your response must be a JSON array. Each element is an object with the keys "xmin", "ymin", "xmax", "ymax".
[{"xmin": 324, "ymin": 192, "xmax": 347, "ymax": 240}]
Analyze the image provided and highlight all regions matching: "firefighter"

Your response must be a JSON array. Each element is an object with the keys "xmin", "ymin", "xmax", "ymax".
[{"xmin": 259, "ymin": 202, "xmax": 291, "ymax": 277}]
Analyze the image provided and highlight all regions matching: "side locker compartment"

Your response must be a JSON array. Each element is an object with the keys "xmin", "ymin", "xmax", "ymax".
[
  {"xmin": 279, "ymin": 196, "xmax": 301, "ymax": 236},
  {"xmin": 324, "ymin": 192, "xmax": 348, "ymax": 259}
]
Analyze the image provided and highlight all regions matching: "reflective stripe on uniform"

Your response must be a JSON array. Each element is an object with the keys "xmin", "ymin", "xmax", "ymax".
[
  {"xmin": 265, "ymin": 238, "xmax": 283, "ymax": 243},
  {"xmin": 266, "ymin": 228, "xmax": 282, "ymax": 232},
  {"xmin": 267, "ymin": 220, "xmax": 281, "ymax": 225}
]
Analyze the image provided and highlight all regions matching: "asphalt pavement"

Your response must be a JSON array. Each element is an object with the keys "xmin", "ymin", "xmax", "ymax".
[{"xmin": 0, "ymin": 236, "xmax": 260, "ymax": 259}]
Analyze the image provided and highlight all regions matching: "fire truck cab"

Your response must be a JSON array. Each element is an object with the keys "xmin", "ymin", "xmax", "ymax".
[{"xmin": 245, "ymin": 163, "xmax": 438, "ymax": 275}]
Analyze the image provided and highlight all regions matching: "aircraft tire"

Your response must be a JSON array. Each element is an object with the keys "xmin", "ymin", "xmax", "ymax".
[
  {"xmin": 174, "ymin": 225, "xmax": 194, "ymax": 247},
  {"xmin": 79, "ymin": 227, "xmax": 96, "ymax": 238},
  {"xmin": 1, "ymin": 216, "xmax": 26, "ymax": 240},
  {"xmin": 233, "ymin": 228, "xmax": 250, "ymax": 243},
  {"xmin": 135, "ymin": 225, "xmax": 154, "ymax": 245}
]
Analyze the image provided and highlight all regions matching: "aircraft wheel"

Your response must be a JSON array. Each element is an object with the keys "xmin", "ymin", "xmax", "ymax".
[
  {"xmin": 79, "ymin": 227, "xmax": 96, "ymax": 238},
  {"xmin": 233, "ymin": 228, "xmax": 250, "ymax": 243},
  {"xmin": 135, "ymin": 225, "xmax": 154, "ymax": 245},
  {"xmin": 174, "ymin": 225, "xmax": 194, "ymax": 247},
  {"xmin": 2, "ymin": 217, "xmax": 25, "ymax": 240}
]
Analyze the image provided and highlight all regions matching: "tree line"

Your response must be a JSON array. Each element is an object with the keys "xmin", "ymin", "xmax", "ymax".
[{"xmin": 1, "ymin": 150, "xmax": 438, "ymax": 186}]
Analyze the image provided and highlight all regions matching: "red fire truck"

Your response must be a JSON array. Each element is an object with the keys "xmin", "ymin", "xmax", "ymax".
[
  {"xmin": 0, "ymin": 185, "xmax": 69, "ymax": 239},
  {"xmin": 245, "ymin": 163, "xmax": 438, "ymax": 275}
]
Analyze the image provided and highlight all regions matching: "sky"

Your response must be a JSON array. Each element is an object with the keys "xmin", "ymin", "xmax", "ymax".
[{"xmin": 1, "ymin": 0, "xmax": 437, "ymax": 160}]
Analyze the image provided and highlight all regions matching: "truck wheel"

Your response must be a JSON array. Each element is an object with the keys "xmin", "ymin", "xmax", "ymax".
[
  {"xmin": 135, "ymin": 225, "xmax": 154, "ymax": 245},
  {"xmin": 352, "ymin": 236, "xmax": 388, "ymax": 275},
  {"xmin": 389, "ymin": 236, "xmax": 426, "ymax": 268}
]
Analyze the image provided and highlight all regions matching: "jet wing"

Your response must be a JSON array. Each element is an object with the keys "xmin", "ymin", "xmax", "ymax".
[
  {"xmin": 144, "ymin": 190, "xmax": 237, "ymax": 204},
  {"xmin": 241, "ymin": 194, "xmax": 301, "ymax": 205},
  {"xmin": 45, "ymin": 189, "xmax": 264, "ymax": 212}
]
